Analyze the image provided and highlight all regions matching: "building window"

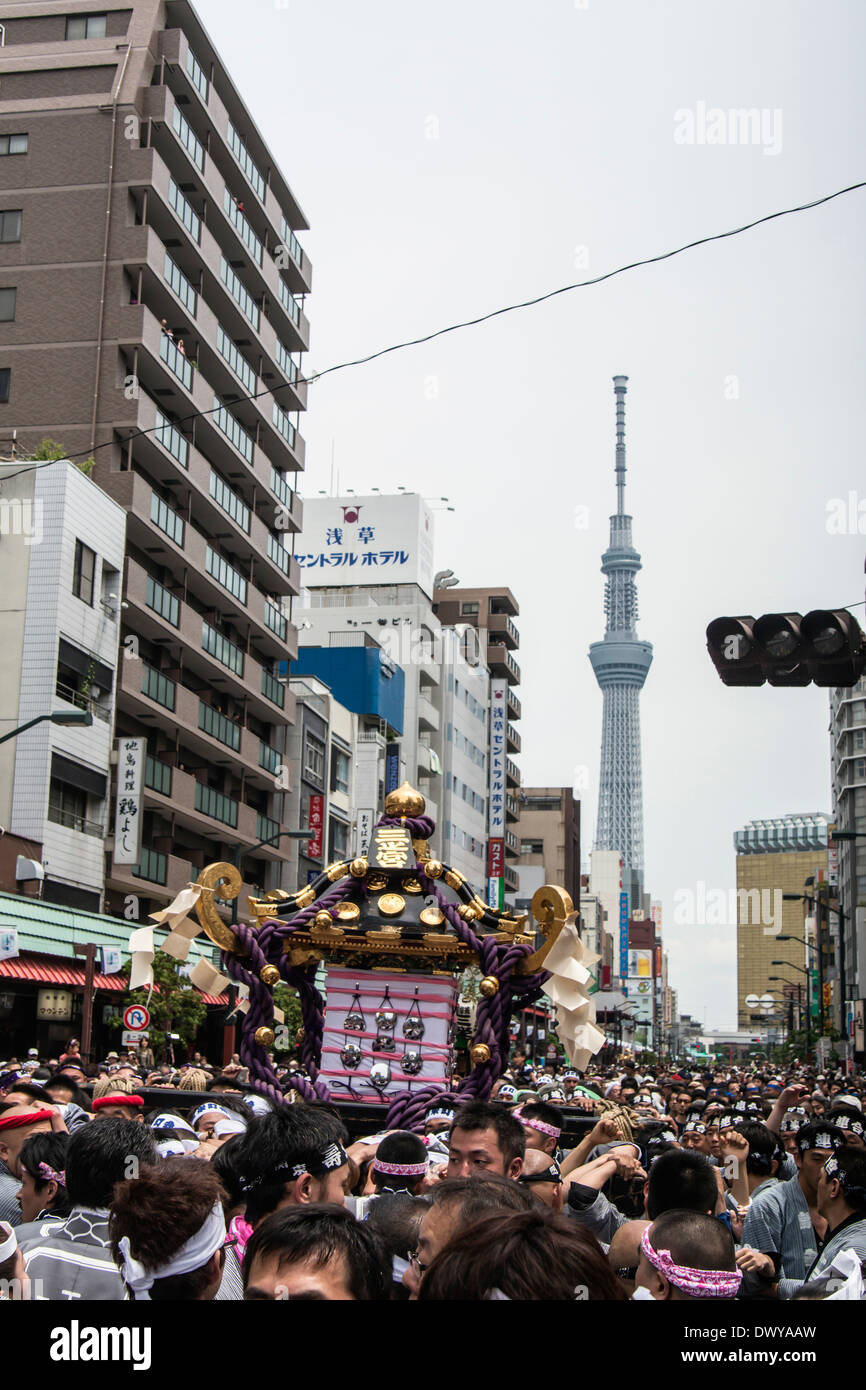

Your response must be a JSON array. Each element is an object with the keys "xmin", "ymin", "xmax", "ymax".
[
  {"xmin": 0, "ymin": 211, "xmax": 21, "ymax": 243},
  {"xmin": 331, "ymin": 747, "xmax": 350, "ymax": 795},
  {"xmin": 66, "ymin": 14, "xmax": 107, "ymax": 39},
  {"xmin": 0, "ymin": 134, "xmax": 28, "ymax": 156},
  {"xmin": 0, "ymin": 369, "xmax": 9, "ymax": 403},
  {"xmin": 0, "ymin": 288, "xmax": 16, "ymax": 321},
  {"xmin": 520, "ymin": 839, "xmax": 544, "ymax": 855},
  {"xmin": 47, "ymin": 780, "xmax": 102, "ymax": 836},
  {"xmin": 328, "ymin": 816, "xmax": 349, "ymax": 862},
  {"xmin": 72, "ymin": 540, "xmax": 96, "ymax": 605},
  {"xmin": 303, "ymin": 733, "xmax": 325, "ymax": 787},
  {"xmin": 461, "ymin": 602, "xmax": 479, "ymax": 615}
]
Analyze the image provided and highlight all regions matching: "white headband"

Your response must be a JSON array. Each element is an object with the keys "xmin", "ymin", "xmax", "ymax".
[
  {"xmin": 118, "ymin": 1202, "xmax": 227, "ymax": 1300},
  {"xmin": 213, "ymin": 1117, "xmax": 247, "ymax": 1139},
  {"xmin": 242, "ymin": 1095, "xmax": 272, "ymax": 1118},
  {"xmin": 0, "ymin": 1222, "xmax": 17, "ymax": 1262},
  {"xmin": 190, "ymin": 1103, "xmax": 234, "ymax": 1127}
]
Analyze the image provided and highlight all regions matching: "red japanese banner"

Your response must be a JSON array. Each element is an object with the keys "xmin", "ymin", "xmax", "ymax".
[{"xmin": 308, "ymin": 793, "xmax": 324, "ymax": 859}]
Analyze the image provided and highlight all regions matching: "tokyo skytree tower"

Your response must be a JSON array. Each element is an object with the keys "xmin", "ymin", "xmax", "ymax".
[{"xmin": 589, "ymin": 376, "xmax": 653, "ymax": 874}]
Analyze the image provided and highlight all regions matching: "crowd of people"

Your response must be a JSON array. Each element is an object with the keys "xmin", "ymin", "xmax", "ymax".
[{"xmin": 1, "ymin": 1037, "xmax": 865, "ymax": 1301}]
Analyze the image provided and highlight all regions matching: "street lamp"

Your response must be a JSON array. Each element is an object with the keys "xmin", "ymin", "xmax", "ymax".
[
  {"xmin": 771, "ymin": 963, "xmax": 813, "ymax": 1057},
  {"xmin": 769, "ymin": 976, "xmax": 810, "ymax": 1054},
  {"xmin": 0, "ymin": 708, "xmax": 93, "ymax": 745}
]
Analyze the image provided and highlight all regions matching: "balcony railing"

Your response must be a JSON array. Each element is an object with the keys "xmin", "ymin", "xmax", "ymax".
[
  {"xmin": 220, "ymin": 257, "xmax": 259, "ymax": 330},
  {"xmin": 261, "ymin": 668, "xmax": 285, "ymax": 709},
  {"xmin": 172, "ymin": 102, "xmax": 205, "ymax": 171},
  {"xmin": 47, "ymin": 804, "xmax": 104, "ymax": 837},
  {"xmin": 270, "ymin": 465, "xmax": 293, "ymax": 510},
  {"xmin": 141, "ymin": 663, "xmax": 176, "ymax": 711},
  {"xmin": 278, "ymin": 277, "xmax": 302, "ymax": 326},
  {"xmin": 258, "ymin": 741, "xmax": 280, "ymax": 775},
  {"xmin": 195, "ymin": 781, "xmax": 239, "ymax": 828},
  {"xmin": 150, "ymin": 490, "xmax": 185, "ymax": 547},
  {"xmin": 198, "ymin": 700, "xmax": 241, "ymax": 751},
  {"xmin": 264, "ymin": 599, "xmax": 287, "ymax": 642},
  {"xmin": 275, "ymin": 339, "xmax": 300, "ymax": 383},
  {"xmin": 205, "ymin": 544, "xmax": 247, "ymax": 605},
  {"xmin": 209, "ymin": 467, "xmax": 250, "ymax": 533},
  {"xmin": 267, "ymin": 532, "xmax": 291, "ymax": 576},
  {"xmin": 227, "ymin": 119, "xmax": 266, "ymax": 202},
  {"xmin": 132, "ymin": 847, "xmax": 167, "ymax": 885},
  {"xmin": 168, "ymin": 178, "xmax": 200, "ymax": 242},
  {"xmin": 272, "ymin": 401, "xmax": 296, "ymax": 448},
  {"xmin": 212, "ymin": 397, "xmax": 254, "ymax": 465},
  {"xmin": 279, "ymin": 215, "xmax": 304, "ymax": 268},
  {"xmin": 159, "ymin": 331, "xmax": 193, "ymax": 390},
  {"xmin": 185, "ymin": 46, "xmax": 209, "ymax": 102},
  {"xmin": 145, "ymin": 574, "xmax": 179, "ymax": 627},
  {"xmin": 216, "ymin": 323, "xmax": 257, "ymax": 395},
  {"xmin": 144, "ymin": 755, "xmax": 172, "ymax": 797},
  {"xmin": 256, "ymin": 812, "xmax": 280, "ymax": 844},
  {"xmin": 223, "ymin": 186, "xmax": 263, "ymax": 265},
  {"xmin": 202, "ymin": 620, "xmax": 245, "ymax": 676},
  {"xmin": 164, "ymin": 251, "xmax": 197, "ymax": 315},
  {"xmin": 54, "ymin": 680, "xmax": 111, "ymax": 723},
  {"xmin": 154, "ymin": 407, "xmax": 189, "ymax": 468}
]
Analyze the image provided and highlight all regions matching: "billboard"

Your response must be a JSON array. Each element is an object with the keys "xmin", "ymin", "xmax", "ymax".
[
  {"xmin": 297, "ymin": 493, "xmax": 435, "ymax": 597},
  {"xmin": 627, "ymin": 949, "xmax": 653, "ymax": 978}
]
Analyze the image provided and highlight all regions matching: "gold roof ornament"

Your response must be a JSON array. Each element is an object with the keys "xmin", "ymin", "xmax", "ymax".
[{"xmin": 384, "ymin": 781, "xmax": 426, "ymax": 818}]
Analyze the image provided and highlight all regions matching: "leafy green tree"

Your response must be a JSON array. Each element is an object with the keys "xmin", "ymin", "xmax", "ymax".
[
  {"xmin": 113, "ymin": 952, "xmax": 207, "ymax": 1058},
  {"xmin": 273, "ymin": 983, "xmax": 302, "ymax": 1053},
  {"xmin": 30, "ymin": 436, "xmax": 94, "ymax": 475}
]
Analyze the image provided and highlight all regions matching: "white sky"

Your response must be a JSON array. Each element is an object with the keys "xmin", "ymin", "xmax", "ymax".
[{"xmin": 199, "ymin": 0, "xmax": 866, "ymax": 1027}]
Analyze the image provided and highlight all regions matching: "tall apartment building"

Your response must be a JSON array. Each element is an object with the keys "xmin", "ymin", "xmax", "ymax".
[
  {"xmin": 830, "ymin": 679, "xmax": 866, "ymax": 1044},
  {"xmin": 0, "ymin": 1, "xmax": 310, "ymax": 921},
  {"xmin": 0, "ymin": 458, "xmax": 126, "ymax": 911},
  {"xmin": 433, "ymin": 585, "xmax": 521, "ymax": 899},
  {"xmin": 735, "ymin": 814, "xmax": 829, "ymax": 1031}
]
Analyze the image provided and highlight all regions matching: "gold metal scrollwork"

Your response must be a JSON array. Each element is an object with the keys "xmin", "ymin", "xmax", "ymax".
[
  {"xmin": 517, "ymin": 885, "xmax": 575, "ymax": 974},
  {"xmin": 194, "ymin": 862, "xmax": 247, "ymax": 956}
]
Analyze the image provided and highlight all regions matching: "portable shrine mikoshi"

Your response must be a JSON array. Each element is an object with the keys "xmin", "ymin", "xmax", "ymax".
[{"xmin": 190, "ymin": 782, "xmax": 604, "ymax": 1131}]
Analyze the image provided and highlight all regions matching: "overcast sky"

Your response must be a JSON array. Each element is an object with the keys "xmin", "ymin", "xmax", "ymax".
[{"xmin": 200, "ymin": 0, "xmax": 866, "ymax": 1028}]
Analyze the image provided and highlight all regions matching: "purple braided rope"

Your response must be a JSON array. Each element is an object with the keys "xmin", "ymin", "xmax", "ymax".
[{"xmin": 375, "ymin": 813, "xmax": 435, "ymax": 838}]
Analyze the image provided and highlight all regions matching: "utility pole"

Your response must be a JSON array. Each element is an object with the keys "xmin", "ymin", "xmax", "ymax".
[{"xmin": 73, "ymin": 943, "xmax": 97, "ymax": 1062}]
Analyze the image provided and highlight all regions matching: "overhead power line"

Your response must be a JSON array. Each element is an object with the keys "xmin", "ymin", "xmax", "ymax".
[{"xmin": 3, "ymin": 177, "xmax": 864, "ymax": 471}]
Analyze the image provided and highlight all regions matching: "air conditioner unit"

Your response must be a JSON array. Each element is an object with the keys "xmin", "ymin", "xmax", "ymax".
[{"xmin": 16, "ymin": 856, "xmax": 44, "ymax": 883}]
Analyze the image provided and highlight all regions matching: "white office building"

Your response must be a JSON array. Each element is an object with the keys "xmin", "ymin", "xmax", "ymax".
[{"xmin": 0, "ymin": 459, "xmax": 126, "ymax": 911}]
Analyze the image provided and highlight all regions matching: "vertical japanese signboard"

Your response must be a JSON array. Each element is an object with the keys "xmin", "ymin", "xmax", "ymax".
[
  {"xmin": 308, "ymin": 794, "xmax": 324, "ymax": 860},
  {"xmin": 487, "ymin": 683, "xmax": 507, "ymax": 909},
  {"xmin": 619, "ymin": 892, "xmax": 629, "ymax": 981},
  {"xmin": 113, "ymin": 738, "xmax": 144, "ymax": 866},
  {"xmin": 355, "ymin": 807, "xmax": 374, "ymax": 856}
]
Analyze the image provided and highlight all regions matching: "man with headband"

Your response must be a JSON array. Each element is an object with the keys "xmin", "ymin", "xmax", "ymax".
[
  {"xmin": 111, "ymin": 1157, "xmax": 227, "ymax": 1300},
  {"xmin": 20, "ymin": 1119, "xmax": 157, "ymax": 1299},
  {"xmin": 742, "ymin": 1121, "xmax": 846, "ymax": 1297},
  {"xmin": 792, "ymin": 1148, "xmax": 866, "ymax": 1294},
  {"xmin": 370, "ymin": 1131, "xmax": 428, "ymax": 1198},
  {"xmin": 512, "ymin": 1099, "xmax": 564, "ymax": 1158},
  {"xmin": 518, "ymin": 1149, "xmax": 564, "ymax": 1211},
  {"xmin": 634, "ymin": 1210, "xmax": 742, "ymax": 1300},
  {"xmin": 0, "ymin": 1104, "xmax": 58, "ymax": 1225}
]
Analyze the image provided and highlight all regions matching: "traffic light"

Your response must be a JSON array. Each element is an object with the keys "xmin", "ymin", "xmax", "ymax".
[{"xmin": 706, "ymin": 610, "xmax": 866, "ymax": 687}]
